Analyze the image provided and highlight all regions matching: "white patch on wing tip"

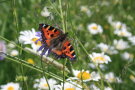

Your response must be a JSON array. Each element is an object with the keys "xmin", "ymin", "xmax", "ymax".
[
  {"xmin": 73, "ymin": 55, "xmax": 76, "ymax": 57},
  {"xmin": 43, "ymin": 24, "xmax": 46, "ymax": 27}
]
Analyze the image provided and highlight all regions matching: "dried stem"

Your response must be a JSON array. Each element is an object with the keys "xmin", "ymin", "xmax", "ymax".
[{"xmin": 24, "ymin": 47, "xmax": 70, "ymax": 73}]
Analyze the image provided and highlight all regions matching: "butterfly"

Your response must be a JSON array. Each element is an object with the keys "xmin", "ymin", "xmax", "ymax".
[{"xmin": 38, "ymin": 24, "xmax": 76, "ymax": 60}]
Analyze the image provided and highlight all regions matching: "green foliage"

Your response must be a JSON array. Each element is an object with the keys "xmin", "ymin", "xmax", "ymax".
[{"xmin": 0, "ymin": 0, "xmax": 135, "ymax": 89}]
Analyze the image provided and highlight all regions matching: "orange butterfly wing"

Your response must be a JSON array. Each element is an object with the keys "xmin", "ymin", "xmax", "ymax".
[
  {"xmin": 62, "ymin": 40, "xmax": 76, "ymax": 59},
  {"xmin": 51, "ymin": 49, "xmax": 63, "ymax": 56},
  {"xmin": 40, "ymin": 24, "xmax": 62, "ymax": 46},
  {"xmin": 39, "ymin": 24, "xmax": 76, "ymax": 60},
  {"xmin": 51, "ymin": 40, "xmax": 76, "ymax": 59}
]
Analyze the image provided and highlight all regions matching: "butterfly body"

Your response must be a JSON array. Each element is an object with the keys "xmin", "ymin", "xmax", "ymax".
[{"xmin": 38, "ymin": 24, "xmax": 76, "ymax": 60}]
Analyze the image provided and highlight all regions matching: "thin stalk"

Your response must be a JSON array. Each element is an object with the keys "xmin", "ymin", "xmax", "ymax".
[
  {"xmin": 3, "ymin": 53, "xmax": 63, "ymax": 81},
  {"xmin": 75, "ymin": 37, "xmax": 113, "ymax": 89},
  {"xmin": 58, "ymin": 1, "xmax": 67, "ymax": 90},
  {"xmin": 0, "ymin": 51, "xmax": 82, "ymax": 89},
  {"xmin": 48, "ymin": 0, "xmax": 61, "ymax": 16},
  {"xmin": 0, "ymin": 36, "xmax": 28, "ymax": 53},
  {"xmin": 12, "ymin": 0, "xmax": 28, "ymax": 89},
  {"xmin": 40, "ymin": 56, "xmax": 51, "ymax": 90},
  {"xmin": 58, "ymin": 0, "xmax": 66, "ymax": 32},
  {"xmin": 25, "ymin": 47, "xmax": 70, "ymax": 73},
  {"xmin": 0, "ymin": 16, "xmax": 7, "ymax": 36},
  {"xmin": 0, "ymin": 36, "xmax": 70, "ymax": 73},
  {"xmin": 62, "ymin": 59, "xmax": 67, "ymax": 90}
]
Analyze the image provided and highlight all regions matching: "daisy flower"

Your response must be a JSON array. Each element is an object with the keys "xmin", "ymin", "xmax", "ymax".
[
  {"xmin": 107, "ymin": 16, "xmax": 127, "ymax": 30},
  {"xmin": 106, "ymin": 46, "xmax": 118, "ymax": 55},
  {"xmin": 41, "ymin": 7, "xmax": 51, "ymax": 17},
  {"xmin": 107, "ymin": 15, "xmax": 113, "ymax": 24},
  {"xmin": 90, "ymin": 84, "xmax": 100, "ymax": 90},
  {"xmin": 10, "ymin": 49, "xmax": 19, "ymax": 56},
  {"xmin": 121, "ymin": 52, "xmax": 134, "ymax": 61},
  {"xmin": 129, "ymin": 75, "xmax": 135, "ymax": 83},
  {"xmin": 89, "ymin": 52, "xmax": 111, "ymax": 64},
  {"xmin": 0, "ymin": 40, "xmax": 6, "ymax": 60},
  {"xmin": 128, "ymin": 36, "xmax": 135, "ymax": 45},
  {"xmin": 99, "ymin": 64, "xmax": 107, "ymax": 71},
  {"xmin": 54, "ymin": 82, "xmax": 82, "ymax": 90},
  {"xmin": 104, "ymin": 87, "xmax": 112, "ymax": 90},
  {"xmin": 88, "ymin": 63, "xmax": 96, "ymax": 69},
  {"xmin": 101, "ymin": 1, "xmax": 110, "ymax": 6},
  {"xmin": 72, "ymin": 70, "xmax": 100, "ymax": 82},
  {"xmin": 116, "ymin": 77, "xmax": 122, "ymax": 83},
  {"xmin": 105, "ymin": 72, "xmax": 116, "ymax": 83},
  {"xmin": 97, "ymin": 43, "xmax": 109, "ymax": 52},
  {"xmin": 34, "ymin": 77, "xmax": 57, "ymax": 90},
  {"xmin": 113, "ymin": 39, "xmax": 129, "ymax": 50},
  {"xmin": 97, "ymin": 43, "xmax": 118, "ymax": 55},
  {"xmin": 80, "ymin": 6, "xmax": 91, "ymax": 16},
  {"xmin": 87, "ymin": 23, "xmax": 103, "ymax": 35},
  {"xmin": 7, "ymin": 42, "xmax": 16, "ymax": 48},
  {"xmin": 111, "ymin": 21, "xmax": 127, "ymax": 30},
  {"xmin": 77, "ymin": 24, "xmax": 84, "ymax": 31},
  {"xmin": 19, "ymin": 28, "xmax": 42, "ymax": 51},
  {"xmin": 89, "ymin": 63, "xmax": 107, "ymax": 71},
  {"xmin": 114, "ymin": 29, "xmax": 132, "ymax": 37},
  {"xmin": 0, "ymin": 82, "xmax": 21, "ymax": 90},
  {"xmin": 27, "ymin": 58, "xmax": 35, "ymax": 65}
]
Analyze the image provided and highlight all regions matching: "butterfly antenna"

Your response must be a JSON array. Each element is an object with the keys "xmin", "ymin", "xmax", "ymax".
[{"xmin": 38, "ymin": 24, "xmax": 44, "ymax": 30}]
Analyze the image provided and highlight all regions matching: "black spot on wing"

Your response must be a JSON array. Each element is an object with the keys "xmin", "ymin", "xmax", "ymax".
[
  {"xmin": 67, "ymin": 43, "xmax": 70, "ymax": 46},
  {"xmin": 63, "ymin": 47, "xmax": 66, "ymax": 50},
  {"xmin": 50, "ymin": 34, "xmax": 54, "ymax": 37}
]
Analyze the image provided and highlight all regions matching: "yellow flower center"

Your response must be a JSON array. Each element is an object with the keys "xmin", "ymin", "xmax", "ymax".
[
  {"xmin": 93, "ymin": 56, "xmax": 105, "ymax": 61},
  {"xmin": 120, "ymin": 32, "xmax": 126, "ymax": 36},
  {"xmin": 130, "ymin": 75, "xmax": 135, "ymax": 80},
  {"xmin": 7, "ymin": 86, "xmax": 14, "ymax": 90},
  {"xmin": 116, "ymin": 44, "xmax": 121, "ymax": 49},
  {"xmin": 81, "ymin": 7, "xmax": 88, "ymax": 12},
  {"xmin": 103, "ymin": 48, "xmax": 108, "ymax": 52},
  {"xmin": 31, "ymin": 38, "xmax": 42, "ymax": 46},
  {"xmin": 44, "ymin": 83, "xmax": 48, "ymax": 87},
  {"xmin": 104, "ymin": 25, "xmax": 109, "ymax": 29},
  {"xmin": 27, "ymin": 58, "xmax": 35, "ymax": 64},
  {"xmin": 130, "ymin": 54, "xmax": 134, "ymax": 59},
  {"xmin": 92, "ymin": 26, "xmax": 98, "ymax": 30},
  {"xmin": 65, "ymin": 88, "xmax": 75, "ymax": 90},
  {"xmin": 117, "ymin": 24, "xmax": 122, "ymax": 29},
  {"xmin": 109, "ymin": 78, "xmax": 115, "ymax": 82},
  {"xmin": 32, "ymin": 38, "xmax": 38, "ymax": 42},
  {"xmin": 77, "ymin": 71, "xmax": 91, "ymax": 80}
]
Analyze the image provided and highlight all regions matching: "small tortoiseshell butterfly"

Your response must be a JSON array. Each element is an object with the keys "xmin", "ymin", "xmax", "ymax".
[{"xmin": 38, "ymin": 24, "xmax": 76, "ymax": 60}]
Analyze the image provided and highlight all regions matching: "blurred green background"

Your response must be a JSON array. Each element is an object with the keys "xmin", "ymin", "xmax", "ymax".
[{"xmin": 1, "ymin": 0, "xmax": 135, "ymax": 89}]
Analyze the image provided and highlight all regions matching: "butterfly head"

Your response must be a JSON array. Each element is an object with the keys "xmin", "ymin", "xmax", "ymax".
[{"xmin": 39, "ymin": 24, "xmax": 48, "ymax": 30}]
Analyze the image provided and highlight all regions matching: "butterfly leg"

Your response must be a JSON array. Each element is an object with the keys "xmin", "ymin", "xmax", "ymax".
[
  {"xmin": 37, "ymin": 44, "xmax": 45, "ymax": 52},
  {"xmin": 46, "ymin": 49, "xmax": 51, "ymax": 56},
  {"xmin": 41, "ymin": 46, "xmax": 49, "ymax": 56}
]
